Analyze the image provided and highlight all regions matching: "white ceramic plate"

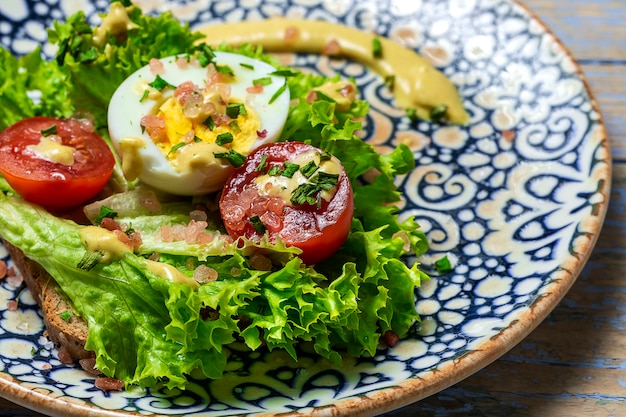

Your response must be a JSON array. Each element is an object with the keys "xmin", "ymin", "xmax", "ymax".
[{"xmin": 0, "ymin": 0, "xmax": 610, "ymax": 416}]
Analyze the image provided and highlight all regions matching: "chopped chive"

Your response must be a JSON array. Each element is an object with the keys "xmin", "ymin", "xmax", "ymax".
[
  {"xmin": 372, "ymin": 37, "xmax": 383, "ymax": 58},
  {"xmin": 406, "ymin": 108, "xmax": 418, "ymax": 123},
  {"xmin": 252, "ymin": 77, "xmax": 272, "ymax": 86},
  {"xmin": 255, "ymin": 155, "xmax": 268, "ymax": 173},
  {"xmin": 194, "ymin": 135, "xmax": 202, "ymax": 142},
  {"xmin": 300, "ymin": 160, "xmax": 318, "ymax": 178},
  {"xmin": 312, "ymin": 172, "xmax": 339, "ymax": 190},
  {"xmin": 226, "ymin": 103, "xmax": 247, "ymax": 118},
  {"xmin": 384, "ymin": 75, "xmax": 395, "ymax": 90},
  {"xmin": 282, "ymin": 162, "xmax": 300, "ymax": 178},
  {"xmin": 203, "ymin": 116, "xmax": 215, "ymax": 130},
  {"xmin": 194, "ymin": 44, "xmax": 216, "ymax": 67},
  {"xmin": 269, "ymin": 69, "xmax": 298, "ymax": 77},
  {"xmin": 240, "ymin": 62, "xmax": 254, "ymax": 70},
  {"xmin": 148, "ymin": 74, "xmax": 176, "ymax": 91},
  {"xmin": 430, "ymin": 104, "xmax": 448, "ymax": 123},
  {"xmin": 214, "ymin": 149, "xmax": 246, "ymax": 168},
  {"xmin": 168, "ymin": 142, "xmax": 186, "ymax": 155},
  {"xmin": 216, "ymin": 64, "xmax": 234, "ymax": 76},
  {"xmin": 215, "ymin": 132, "xmax": 234, "ymax": 146},
  {"xmin": 249, "ymin": 215, "xmax": 266, "ymax": 235},
  {"xmin": 59, "ymin": 311, "xmax": 72, "ymax": 323},
  {"xmin": 139, "ymin": 89, "xmax": 150, "ymax": 102},
  {"xmin": 229, "ymin": 120, "xmax": 240, "ymax": 132},
  {"xmin": 269, "ymin": 83, "xmax": 287, "ymax": 104},
  {"xmin": 290, "ymin": 183, "xmax": 322, "ymax": 206},
  {"xmin": 268, "ymin": 165, "xmax": 283, "ymax": 176},
  {"xmin": 40, "ymin": 124, "xmax": 58, "ymax": 137},
  {"xmin": 77, "ymin": 251, "xmax": 103, "ymax": 271},
  {"xmin": 318, "ymin": 150, "xmax": 332, "ymax": 162}
]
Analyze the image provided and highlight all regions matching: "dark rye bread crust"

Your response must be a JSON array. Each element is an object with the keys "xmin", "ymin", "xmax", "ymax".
[{"xmin": 3, "ymin": 239, "xmax": 93, "ymax": 361}]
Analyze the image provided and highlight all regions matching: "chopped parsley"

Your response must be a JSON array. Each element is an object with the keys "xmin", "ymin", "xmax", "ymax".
[{"xmin": 60, "ymin": 310, "xmax": 72, "ymax": 323}]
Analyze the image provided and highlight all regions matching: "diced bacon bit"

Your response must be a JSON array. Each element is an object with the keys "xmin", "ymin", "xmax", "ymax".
[
  {"xmin": 79, "ymin": 357, "xmax": 101, "ymax": 376},
  {"xmin": 249, "ymin": 253, "xmax": 273, "ymax": 271},
  {"xmin": 140, "ymin": 114, "xmax": 167, "ymax": 142},
  {"xmin": 306, "ymin": 90, "xmax": 318, "ymax": 104},
  {"xmin": 57, "ymin": 347, "xmax": 74, "ymax": 364},
  {"xmin": 100, "ymin": 217, "xmax": 121, "ymax": 231},
  {"xmin": 0, "ymin": 260, "xmax": 7, "ymax": 279},
  {"xmin": 323, "ymin": 39, "xmax": 341, "ymax": 56},
  {"xmin": 284, "ymin": 26, "xmax": 299, "ymax": 43},
  {"xmin": 257, "ymin": 129, "xmax": 268, "ymax": 138},
  {"xmin": 381, "ymin": 330, "xmax": 400, "ymax": 347},
  {"xmin": 246, "ymin": 84, "xmax": 264, "ymax": 94},
  {"xmin": 149, "ymin": 57, "xmax": 165, "ymax": 75},
  {"xmin": 6, "ymin": 300, "xmax": 18, "ymax": 311},
  {"xmin": 95, "ymin": 377, "xmax": 125, "ymax": 391},
  {"xmin": 176, "ymin": 56, "xmax": 189, "ymax": 69},
  {"xmin": 193, "ymin": 265, "xmax": 218, "ymax": 284}
]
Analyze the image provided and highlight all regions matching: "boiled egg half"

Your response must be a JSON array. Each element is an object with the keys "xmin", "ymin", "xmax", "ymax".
[{"xmin": 108, "ymin": 51, "xmax": 290, "ymax": 195}]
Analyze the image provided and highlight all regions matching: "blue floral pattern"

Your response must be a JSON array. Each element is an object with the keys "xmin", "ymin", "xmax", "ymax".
[{"xmin": 0, "ymin": 0, "xmax": 609, "ymax": 415}]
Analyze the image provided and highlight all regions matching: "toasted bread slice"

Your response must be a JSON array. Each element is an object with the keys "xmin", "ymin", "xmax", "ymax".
[{"xmin": 3, "ymin": 240, "xmax": 93, "ymax": 362}]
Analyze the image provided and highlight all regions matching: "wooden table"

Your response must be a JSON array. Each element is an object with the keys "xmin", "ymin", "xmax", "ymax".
[{"xmin": 2, "ymin": 0, "xmax": 624, "ymax": 415}]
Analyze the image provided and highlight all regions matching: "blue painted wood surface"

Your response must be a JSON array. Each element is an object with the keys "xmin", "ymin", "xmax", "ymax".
[{"xmin": 0, "ymin": 0, "xmax": 623, "ymax": 415}]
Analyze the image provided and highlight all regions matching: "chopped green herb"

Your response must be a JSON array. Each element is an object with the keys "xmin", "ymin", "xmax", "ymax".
[
  {"xmin": 268, "ymin": 165, "xmax": 283, "ymax": 176},
  {"xmin": 291, "ymin": 183, "xmax": 322, "ymax": 206},
  {"xmin": 318, "ymin": 150, "xmax": 332, "ymax": 162},
  {"xmin": 252, "ymin": 77, "xmax": 272, "ymax": 86},
  {"xmin": 249, "ymin": 215, "xmax": 267, "ymax": 235},
  {"xmin": 139, "ymin": 89, "xmax": 150, "ymax": 102},
  {"xmin": 313, "ymin": 90, "xmax": 336, "ymax": 103},
  {"xmin": 269, "ymin": 83, "xmax": 287, "ymax": 104},
  {"xmin": 40, "ymin": 124, "xmax": 58, "ymax": 137},
  {"xmin": 312, "ymin": 172, "xmax": 339, "ymax": 190},
  {"xmin": 269, "ymin": 69, "xmax": 298, "ymax": 77},
  {"xmin": 214, "ymin": 149, "xmax": 246, "ymax": 168},
  {"xmin": 226, "ymin": 103, "xmax": 247, "ymax": 118},
  {"xmin": 215, "ymin": 132, "xmax": 234, "ymax": 146},
  {"xmin": 282, "ymin": 162, "xmax": 300, "ymax": 178},
  {"xmin": 429, "ymin": 104, "xmax": 448, "ymax": 123},
  {"xmin": 203, "ymin": 116, "xmax": 215, "ymax": 130},
  {"xmin": 194, "ymin": 135, "xmax": 202, "ymax": 142},
  {"xmin": 77, "ymin": 251, "xmax": 104, "ymax": 271},
  {"xmin": 216, "ymin": 64, "xmax": 234, "ymax": 76},
  {"xmin": 168, "ymin": 142, "xmax": 186, "ymax": 155},
  {"xmin": 148, "ymin": 75, "xmax": 176, "ymax": 91},
  {"xmin": 229, "ymin": 120, "xmax": 240, "ymax": 132},
  {"xmin": 372, "ymin": 37, "xmax": 383, "ymax": 58},
  {"xmin": 60, "ymin": 310, "xmax": 72, "ymax": 323},
  {"xmin": 255, "ymin": 155, "xmax": 268, "ymax": 173},
  {"xmin": 240, "ymin": 62, "xmax": 254, "ymax": 70},
  {"xmin": 384, "ymin": 75, "xmax": 395, "ymax": 90},
  {"xmin": 406, "ymin": 108, "xmax": 418, "ymax": 123},
  {"xmin": 95, "ymin": 206, "xmax": 118, "ymax": 224},
  {"xmin": 300, "ymin": 161, "xmax": 319, "ymax": 178},
  {"xmin": 194, "ymin": 44, "xmax": 216, "ymax": 67},
  {"xmin": 434, "ymin": 256, "xmax": 453, "ymax": 273}
]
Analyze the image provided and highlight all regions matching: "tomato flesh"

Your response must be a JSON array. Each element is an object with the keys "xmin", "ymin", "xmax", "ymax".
[
  {"xmin": 220, "ymin": 142, "xmax": 354, "ymax": 264},
  {"xmin": 0, "ymin": 116, "xmax": 116, "ymax": 211}
]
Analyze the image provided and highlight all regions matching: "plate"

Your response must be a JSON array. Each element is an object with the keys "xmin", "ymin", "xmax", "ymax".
[{"xmin": 0, "ymin": 0, "xmax": 610, "ymax": 416}]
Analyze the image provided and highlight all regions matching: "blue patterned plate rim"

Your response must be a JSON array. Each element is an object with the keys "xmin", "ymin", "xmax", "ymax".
[{"xmin": 0, "ymin": 0, "xmax": 611, "ymax": 416}]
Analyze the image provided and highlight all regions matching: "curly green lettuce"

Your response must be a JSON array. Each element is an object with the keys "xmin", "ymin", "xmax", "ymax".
[{"xmin": 0, "ymin": 1, "xmax": 429, "ymax": 389}]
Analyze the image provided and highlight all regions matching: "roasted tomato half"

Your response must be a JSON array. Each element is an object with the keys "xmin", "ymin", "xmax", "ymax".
[
  {"xmin": 220, "ymin": 141, "xmax": 354, "ymax": 264},
  {"xmin": 0, "ymin": 116, "xmax": 116, "ymax": 211}
]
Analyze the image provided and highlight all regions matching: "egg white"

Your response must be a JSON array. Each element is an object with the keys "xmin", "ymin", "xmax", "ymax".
[{"xmin": 107, "ymin": 52, "xmax": 290, "ymax": 195}]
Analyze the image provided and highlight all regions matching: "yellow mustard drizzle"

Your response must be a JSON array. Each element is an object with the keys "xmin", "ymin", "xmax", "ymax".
[
  {"xmin": 79, "ymin": 226, "xmax": 132, "ymax": 263},
  {"xmin": 197, "ymin": 18, "xmax": 469, "ymax": 124}
]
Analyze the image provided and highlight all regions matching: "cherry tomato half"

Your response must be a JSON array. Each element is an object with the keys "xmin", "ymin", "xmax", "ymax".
[
  {"xmin": 0, "ymin": 116, "xmax": 116, "ymax": 211},
  {"xmin": 220, "ymin": 142, "xmax": 354, "ymax": 264}
]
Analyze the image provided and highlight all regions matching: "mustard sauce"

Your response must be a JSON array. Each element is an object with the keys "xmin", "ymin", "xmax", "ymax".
[
  {"xmin": 79, "ymin": 226, "xmax": 132, "ymax": 263},
  {"xmin": 197, "ymin": 18, "xmax": 468, "ymax": 124}
]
